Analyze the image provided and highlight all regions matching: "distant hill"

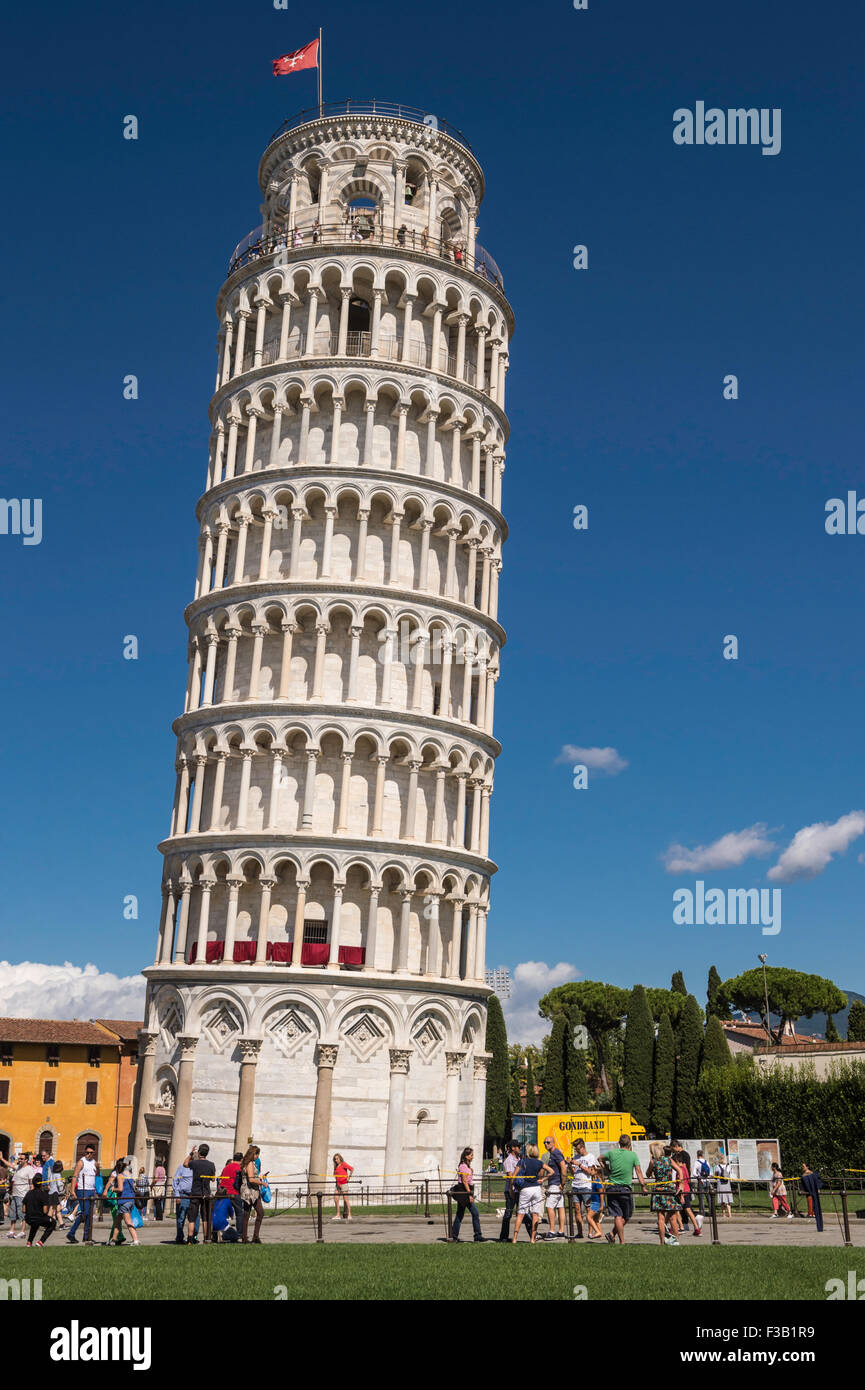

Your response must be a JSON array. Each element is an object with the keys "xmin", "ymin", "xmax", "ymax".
[{"xmin": 738, "ymin": 988, "xmax": 864, "ymax": 1040}]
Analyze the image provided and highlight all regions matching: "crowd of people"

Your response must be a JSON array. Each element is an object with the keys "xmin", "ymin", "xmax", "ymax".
[
  {"xmin": 234, "ymin": 217, "xmax": 492, "ymax": 280},
  {"xmin": 0, "ymin": 1137, "xmax": 827, "ymax": 1247}
]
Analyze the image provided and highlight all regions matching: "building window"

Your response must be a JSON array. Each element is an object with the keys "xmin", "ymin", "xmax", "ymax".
[
  {"xmin": 303, "ymin": 921, "xmax": 328, "ymax": 944},
  {"xmin": 85, "ymin": 1081, "xmax": 98, "ymax": 1105},
  {"xmin": 0, "ymin": 1081, "xmax": 9, "ymax": 1104},
  {"xmin": 75, "ymin": 1132, "xmax": 99, "ymax": 1160},
  {"xmin": 88, "ymin": 1047, "xmax": 101, "ymax": 1068},
  {"xmin": 46, "ymin": 1044, "xmax": 60, "ymax": 1066},
  {"xmin": 43, "ymin": 1081, "xmax": 57, "ymax": 1105},
  {"xmin": 0, "ymin": 1042, "xmax": 11, "ymax": 1066}
]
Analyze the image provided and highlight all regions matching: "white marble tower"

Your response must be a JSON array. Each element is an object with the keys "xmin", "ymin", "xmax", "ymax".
[{"xmin": 131, "ymin": 101, "xmax": 513, "ymax": 1188}]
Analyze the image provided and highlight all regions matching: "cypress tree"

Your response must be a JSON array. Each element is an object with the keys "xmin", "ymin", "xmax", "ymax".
[
  {"xmin": 707, "ymin": 965, "xmax": 731, "ymax": 1020},
  {"xmin": 484, "ymin": 995, "xmax": 510, "ymax": 1150},
  {"xmin": 825, "ymin": 1013, "xmax": 840, "ymax": 1042},
  {"xmin": 672, "ymin": 994, "xmax": 703, "ymax": 1134},
  {"xmin": 622, "ymin": 985, "xmax": 654, "ymax": 1127},
  {"xmin": 564, "ymin": 1014, "xmax": 588, "ymax": 1110},
  {"xmin": 651, "ymin": 1013, "xmax": 675, "ymax": 1134},
  {"xmin": 540, "ymin": 1015, "xmax": 567, "ymax": 1111},
  {"xmin": 671, "ymin": 971, "xmax": 686, "ymax": 997},
  {"xmin": 701, "ymin": 1013, "xmax": 733, "ymax": 1070},
  {"xmin": 847, "ymin": 1000, "xmax": 865, "ymax": 1042},
  {"xmin": 510, "ymin": 1062, "xmax": 523, "ymax": 1115},
  {"xmin": 526, "ymin": 1053, "xmax": 536, "ymax": 1113}
]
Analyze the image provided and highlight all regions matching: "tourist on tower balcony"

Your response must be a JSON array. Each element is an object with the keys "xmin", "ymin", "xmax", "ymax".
[
  {"xmin": 397, "ymin": 224, "xmax": 407, "ymax": 247},
  {"xmin": 240, "ymin": 1144, "xmax": 265, "ymax": 1243},
  {"xmin": 450, "ymin": 1147, "xmax": 484, "ymax": 1242}
]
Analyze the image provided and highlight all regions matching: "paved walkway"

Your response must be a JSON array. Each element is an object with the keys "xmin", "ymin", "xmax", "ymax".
[{"xmin": 75, "ymin": 1211, "xmax": 865, "ymax": 1248}]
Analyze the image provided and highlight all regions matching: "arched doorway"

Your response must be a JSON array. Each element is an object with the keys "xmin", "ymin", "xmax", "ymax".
[
  {"xmin": 0, "ymin": 1132, "xmax": 11, "ymax": 1160},
  {"xmin": 75, "ymin": 1131, "xmax": 100, "ymax": 1161},
  {"xmin": 37, "ymin": 1129, "xmax": 54, "ymax": 1157}
]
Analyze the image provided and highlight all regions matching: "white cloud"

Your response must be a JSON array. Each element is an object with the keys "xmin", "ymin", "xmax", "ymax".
[
  {"xmin": 501, "ymin": 960, "xmax": 579, "ymax": 1045},
  {"xmin": 662, "ymin": 823, "xmax": 775, "ymax": 874},
  {"xmin": 767, "ymin": 811, "xmax": 865, "ymax": 883},
  {"xmin": 0, "ymin": 961, "xmax": 146, "ymax": 1021},
  {"xmin": 555, "ymin": 745, "xmax": 628, "ymax": 775}
]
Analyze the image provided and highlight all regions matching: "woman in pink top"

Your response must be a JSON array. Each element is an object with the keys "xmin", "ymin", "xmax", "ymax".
[
  {"xmin": 671, "ymin": 1141, "xmax": 702, "ymax": 1237},
  {"xmin": 451, "ymin": 1147, "xmax": 484, "ymax": 1242}
]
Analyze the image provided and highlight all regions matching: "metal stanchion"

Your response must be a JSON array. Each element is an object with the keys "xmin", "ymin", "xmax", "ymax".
[
  {"xmin": 789, "ymin": 1180, "xmax": 799, "ymax": 1218},
  {"xmin": 567, "ymin": 1191, "xmax": 576, "ymax": 1243},
  {"xmin": 446, "ymin": 1193, "xmax": 454, "ymax": 1241},
  {"xmin": 424, "ymin": 1179, "xmax": 430, "ymax": 1217},
  {"xmin": 840, "ymin": 1185, "xmax": 853, "ymax": 1246},
  {"xmin": 709, "ymin": 1186, "xmax": 720, "ymax": 1245},
  {"xmin": 316, "ymin": 1191, "xmax": 324, "ymax": 1243}
]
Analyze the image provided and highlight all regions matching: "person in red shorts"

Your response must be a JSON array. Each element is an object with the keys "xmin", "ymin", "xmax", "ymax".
[{"xmin": 332, "ymin": 1153, "xmax": 354, "ymax": 1222}]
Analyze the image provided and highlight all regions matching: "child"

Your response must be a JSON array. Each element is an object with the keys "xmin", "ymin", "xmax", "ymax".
[
  {"xmin": 46, "ymin": 1160, "xmax": 65, "ymax": 1226},
  {"xmin": 769, "ymin": 1162, "xmax": 792, "ymax": 1219}
]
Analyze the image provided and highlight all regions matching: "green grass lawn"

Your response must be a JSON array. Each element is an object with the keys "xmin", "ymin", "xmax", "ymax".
[{"xmin": 0, "ymin": 1244, "xmax": 851, "ymax": 1301}]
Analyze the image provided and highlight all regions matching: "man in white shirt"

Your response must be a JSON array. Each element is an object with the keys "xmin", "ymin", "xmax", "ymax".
[
  {"xmin": 66, "ymin": 1143, "xmax": 99, "ymax": 1244},
  {"xmin": 5, "ymin": 1155, "xmax": 38, "ymax": 1239},
  {"xmin": 570, "ymin": 1139, "xmax": 602, "ymax": 1240}
]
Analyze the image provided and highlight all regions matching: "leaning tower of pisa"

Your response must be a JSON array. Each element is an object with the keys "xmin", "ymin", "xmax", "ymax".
[{"xmin": 130, "ymin": 101, "xmax": 513, "ymax": 1189}]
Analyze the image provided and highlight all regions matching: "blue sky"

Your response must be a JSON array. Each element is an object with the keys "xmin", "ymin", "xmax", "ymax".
[{"xmin": 1, "ymin": 0, "xmax": 863, "ymax": 1027}]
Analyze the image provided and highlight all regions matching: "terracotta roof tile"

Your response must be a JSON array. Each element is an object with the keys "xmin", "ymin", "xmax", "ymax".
[
  {"xmin": 94, "ymin": 1019, "xmax": 144, "ymax": 1041},
  {"xmin": 0, "ymin": 1018, "xmax": 122, "ymax": 1046}
]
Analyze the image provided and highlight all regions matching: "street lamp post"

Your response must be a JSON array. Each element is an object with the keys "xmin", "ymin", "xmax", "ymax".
[{"xmin": 758, "ymin": 954, "xmax": 771, "ymax": 1051}]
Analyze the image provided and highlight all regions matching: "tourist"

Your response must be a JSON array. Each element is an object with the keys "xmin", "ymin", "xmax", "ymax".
[
  {"xmin": 397, "ymin": 224, "xmax": 407, "ymax": 247},
  {"xmin": 497, "ymin": 1140, "xmax": 521, "ymax": 1241},
  {"xmin": 570, "ymin": 1139, "xmax": 602, "ymax": 1240},
  {"xmin": 589, "ymin": 1171, "xmax": 605, "ymax": 1235},
  {"xmin": 151, "ymin": 1161, "xmax": 166, "ymax": 1221},
  {"xmin": 0, "ymin": 1151, "xmax": 12, "ymax": 1225},
  {"xmin": 450, "ymin": 1146, "xmax": 484, "ymax": 1242},
  {"xmin": 134, "ymin": 1167, "xmax": 150, "ymax": 1221},
  {"xmin": 646, "ymin": 1145, "xmax": 682, "ymax": 1245},
  {"xmin": 46, "ymin": 1160, "xmax": 65, "ymax": 1227},
  {"xmin": 800, "ymin": 1163, "xmax": 824, "ymax": 1232},
  {"xmin": 185, "ymin": 1143, "xmax": 217, "ymax": 1244},
  {"xmin": 107, "ymin": 1160, "xmax": 141, "ymax": 1247},
  {"xmin": 542, "ymin": 1135, "xmax": 568, "ymax": 1238},
  {"xmin": 671, "ymin": 1140, "xmax": 702, "ymax": 1236},
  {"xmin": 332, "ymin": 1153, "xmax": 354, "ymax": 1221},
  {"xmin": 693, "ymin": 1148, "xmax": 711, "ymax": 1214},
  {"xmin": 714, "ymin": 1151, "xmax": 734, "ymax": 1217},
  {"xmin": 6, "ymin": 1154, "xmax": 36, "ymax": 1239},
  {"xmin": 769, "ymin": 1162, "xmax": 793, "ymax": 1219},
  {"xmin": 511, "ymin": 1144, "xmax": 554, "ymax": 1244},
  {"xmin": 240, "ymin": 1145, "xmax": 265, "ymax": 1243},
  {"xmin": 293, "ymin": 229, "xmax": 303, "ymax": 248},
  {"xmin": 420, "ymin": 228, "xmax": 429, "ymax": 251},
  {"xmin": 220, "ymin": 1151, "xmax": 244, "ymax": 1237},
  {"xmin": 602, "ymin": 1134, "xmax": 648, "ymax": 1245},
  {"xmin": 312, "ymin": 219, "xmax": 321, "ymax": 244},
  {"xmin": 24, "ymin": 1175, "xmax": 57, "ymax": 1247},
  {"xmin": 66, "ymin": 1146, "xmax": 98, "ymax": 1245},
  {"xmin": 172, "ymin": 1156, "xmax": 198, "ymax": 1244}
]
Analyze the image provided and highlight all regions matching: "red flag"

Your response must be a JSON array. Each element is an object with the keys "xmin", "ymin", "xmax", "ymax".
[{"xmin": 273, "ymin": 39, "xmax": 319, "ymax": 76}]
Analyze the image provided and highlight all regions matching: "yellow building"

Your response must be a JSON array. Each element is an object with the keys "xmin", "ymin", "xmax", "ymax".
[{"xmin": 0, "ymin": 1017, "xmax": 142, "ymax": 1166}]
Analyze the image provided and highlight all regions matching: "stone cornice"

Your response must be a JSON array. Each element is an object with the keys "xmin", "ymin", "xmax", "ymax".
[
  {"xmin": 142, "ymin": 960, "xmax": 493, "ymax": 1002},
  {"xmin": 208, "ymin": 342, "xmax": 511, "ymax": 439},
  {"xmin": 196, "ymin": 461, "xmax": 509, "ymax": 543},
  {"xmin": 172, "ymin": 698, "xmax": 501, "ymax": 757},
  {"xmin": 157, "ymin": 829, "xmax": 497, "ymax": 877},
  {"xmin": 183, "ymin": 577, "xmax": 507, "ymax": 649}
]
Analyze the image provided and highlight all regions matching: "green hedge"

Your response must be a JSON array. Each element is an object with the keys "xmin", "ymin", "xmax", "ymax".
[{"xmin": 692, "ymin": 1057, "xmax": 865, "ymax": 1175}]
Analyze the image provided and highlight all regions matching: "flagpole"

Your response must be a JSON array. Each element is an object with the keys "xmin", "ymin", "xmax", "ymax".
[{"xmin": 318, "ymin": 27, "xmax": 323, "ymax": 116}]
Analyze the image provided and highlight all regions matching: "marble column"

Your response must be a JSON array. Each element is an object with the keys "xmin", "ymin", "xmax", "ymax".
[
  {"xmin": 441, "ymin": 1050, "xmax": 466, "ymax": 1175},
  {"xmin": 470, "ymin": 1052, "xmax": 492, "ymax": 1169},
  {"xmin": 130, "ymin": 1030, "xmax": 158, "ymax": 1169},
  {"xmin": 233, "ymin": 1037, "xmax": 263, "ymax": 1152},
  {"xmin": 167, "ymin": 1034, "xmax": 199, "ymax": 1175},
  {"xmin": 383, "ymin": 1048, "xmax": 412, "ymax": 1186},
  {"xmin": 308, "ymin": 1043, "xmax": 339, "ymax": 1193}
]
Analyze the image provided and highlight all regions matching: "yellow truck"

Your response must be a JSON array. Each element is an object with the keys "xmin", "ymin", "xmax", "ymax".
[{"xmin": 511, "ymin": 1112, "xmax": 646, "ymax": 1159}]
